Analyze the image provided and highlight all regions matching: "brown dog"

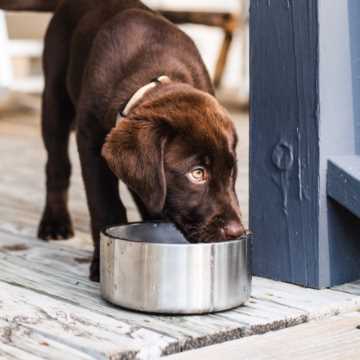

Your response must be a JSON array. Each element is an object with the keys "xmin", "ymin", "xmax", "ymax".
[{"xmin": 1, "ymin": 0, "xmax": 245, "ymax": 281}]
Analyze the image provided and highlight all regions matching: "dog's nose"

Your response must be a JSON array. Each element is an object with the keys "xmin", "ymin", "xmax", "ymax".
[{"xmin": 224, "ymin": 220, "xmax": 245, "ymax": 240}]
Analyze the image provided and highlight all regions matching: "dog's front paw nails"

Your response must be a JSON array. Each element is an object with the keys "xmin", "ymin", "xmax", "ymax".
[
  {"xmin": 37, "ymin": 209, "xmax": 74, "ymax": 241},
  {"xmin": 89, "ymin": 259, "xmax": 100, "ymax": 282}
]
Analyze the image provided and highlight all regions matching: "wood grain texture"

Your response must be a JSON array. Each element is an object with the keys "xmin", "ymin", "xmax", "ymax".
[
  {"xmin": 0, "ymin": 281, "xmax": 171, "ymax": 360},
  {"xmin": 165, "ymin": 312, "xmax": 360, "ymax": 360},
  {"xmin": 1, "ymin": 232, "xmax": 360, "ymax": 359},
  {"xmin": 250, "ymin": 0, "xmax": 320, "ymax": 287}
]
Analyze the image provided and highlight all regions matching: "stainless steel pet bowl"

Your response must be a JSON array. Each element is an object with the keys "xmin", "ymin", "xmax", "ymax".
[{"xmin": 100, "ymin": 222, "xmax": 251, "ymax": 314}]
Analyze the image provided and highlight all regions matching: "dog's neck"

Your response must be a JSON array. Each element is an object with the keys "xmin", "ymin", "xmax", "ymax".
[{"xmin": 117, "ymin": 75, "xmax": 171, "ymax": 122}]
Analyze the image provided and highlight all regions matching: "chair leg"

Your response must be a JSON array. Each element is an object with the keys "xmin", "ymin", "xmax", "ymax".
[{"xmin": 213, "ymin": 30, "xmax": 233, "ymax": 89}]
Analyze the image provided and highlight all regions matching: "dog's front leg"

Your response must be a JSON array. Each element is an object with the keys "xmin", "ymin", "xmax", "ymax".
[{"xmin": 77, "ymin": 125, "xmax": 127, "ymax": 282}]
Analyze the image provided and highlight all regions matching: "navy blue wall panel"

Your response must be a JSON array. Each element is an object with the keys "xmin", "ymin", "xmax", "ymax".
[{"xmin": 249, "ymin": 0, "xmax": 320, "ymax": 287}]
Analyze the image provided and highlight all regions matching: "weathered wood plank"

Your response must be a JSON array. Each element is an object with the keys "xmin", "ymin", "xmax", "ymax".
[
  {"xmin": 333, "ymin": 280, "xmax": 360, "ymax": 296},
  {"xmin": 0, "ymin": 320, "xmax": 96, "ymax": 360},
  {"xmin": 0, "ymin": 202, "xmax": 358, "ymax": 358},
  {"xmin": 251, "ymin": 277, "xmax": 360, "ymax": 319},
  {"xmin": 165, "ymin": 312, "xmax": 360, "ymax": 360},
  {"xmin": 0, "ymin": 230, "xmax": 91, "ymax": 276},
  {"xmin": 0, "ymin": 252, "xmax": 244, "ymax": 335},
  {"xmin": 0, "ymin": 247, "xmax": 360, "ymax": 358},
  {"xmin": 0, "ymin": 223, "xmax": 88, "ymax": 270},
  {"xmin": 0, "ymin": 281, "xmax": 174, "ymax": 360},
  {"xmin": 0, "ymin": 226, "xmax": 93, "ymax": 254},
  {"xmin": 0, "ymin": 342, "xmax": 45, "ymax": 360}
]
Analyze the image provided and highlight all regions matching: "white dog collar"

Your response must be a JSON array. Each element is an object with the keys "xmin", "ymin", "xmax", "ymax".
[{"xmin": 117, "ymin": 75, "xmax": 170, "ymax": 121}]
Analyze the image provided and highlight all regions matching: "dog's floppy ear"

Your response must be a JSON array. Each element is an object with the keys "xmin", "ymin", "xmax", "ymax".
[{"xmin": 102, "ymin": 118, "xmax": 167, "ymax": 215}]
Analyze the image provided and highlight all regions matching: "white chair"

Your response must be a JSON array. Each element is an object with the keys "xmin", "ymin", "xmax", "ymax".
[
  {"xmin": 0, "ymin": 10, "xmax": 12, "ymax": 97},
  {"xmin": 0, "ymin": 10, "xmax": 44, "ymax": 99}
]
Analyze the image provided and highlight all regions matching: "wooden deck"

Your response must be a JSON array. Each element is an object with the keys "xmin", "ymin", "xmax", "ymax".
[
  {"xmin": 167, "ymin": 312, "xmax": 360, "ymax": 360},
  {"xmin": 1, "ymin": 106, "xmax": 360, "ymax": 359}
]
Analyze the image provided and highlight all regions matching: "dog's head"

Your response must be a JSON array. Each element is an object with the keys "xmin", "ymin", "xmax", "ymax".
[{"xmin": 102, "ymin": 83, "xmax": 245, "ymax": 242}]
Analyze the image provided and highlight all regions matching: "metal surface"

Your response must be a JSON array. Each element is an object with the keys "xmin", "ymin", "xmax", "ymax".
[{"xmin": 100, "ymin": 222, "xmax": 251, "ymax": 314}]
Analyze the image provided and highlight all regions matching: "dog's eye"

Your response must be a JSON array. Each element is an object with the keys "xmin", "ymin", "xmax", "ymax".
[{"xmin": 187, "ymin": 166, "xmax": 208, "ymax": 184}]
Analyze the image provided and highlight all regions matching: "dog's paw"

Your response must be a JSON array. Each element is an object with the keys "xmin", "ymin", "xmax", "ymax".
[
  {"xmin": 89, "ymin": 259, "xmax": 100, "ymax": 282},
  {"xmin": 37, "ymin": 209, "xmax": 74, "ymax": 241}
]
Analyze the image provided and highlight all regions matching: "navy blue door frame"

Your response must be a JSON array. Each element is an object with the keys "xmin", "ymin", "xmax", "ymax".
[{"xmin": 249, "ymin": 0, "xmax": 360, "ymax": 288}]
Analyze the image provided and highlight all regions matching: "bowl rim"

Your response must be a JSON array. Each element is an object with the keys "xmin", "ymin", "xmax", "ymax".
[{"xmin": 101, "ymin": 221, "xmax": 249, "ymax": 247}]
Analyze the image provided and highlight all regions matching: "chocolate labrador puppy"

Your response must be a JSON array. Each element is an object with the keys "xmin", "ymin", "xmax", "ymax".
[{"xmin": 1, "ymin": 0, "xmax": 245, "ymax": 281}]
